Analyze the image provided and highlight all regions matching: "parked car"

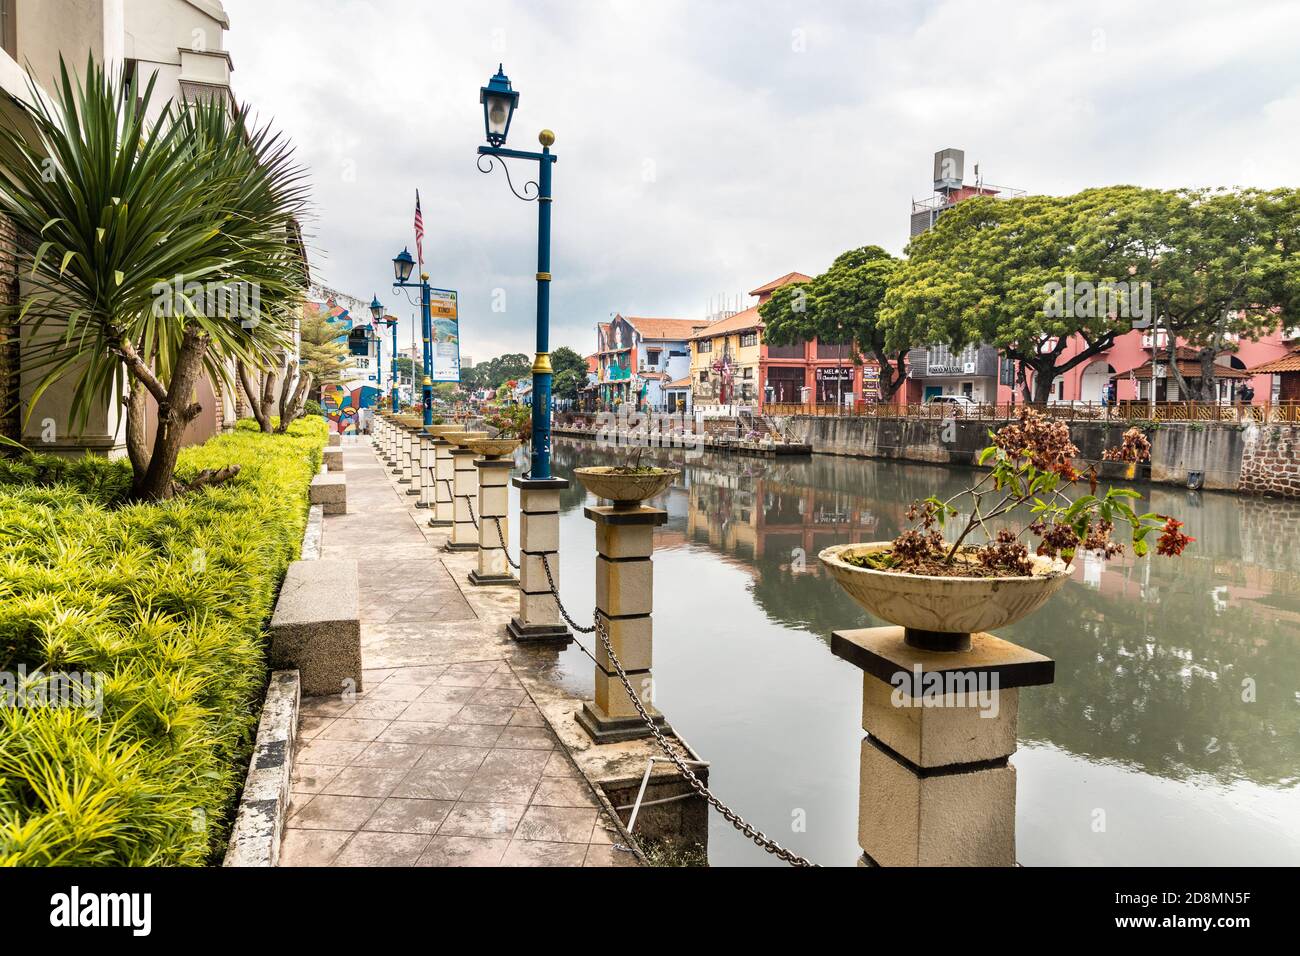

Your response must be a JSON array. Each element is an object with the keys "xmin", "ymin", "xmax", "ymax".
[{"xmin": 925, "ymin": 395, "xmax": 980, "ymax": 414}]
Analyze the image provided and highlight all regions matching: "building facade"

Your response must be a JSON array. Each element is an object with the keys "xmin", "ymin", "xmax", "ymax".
[
  {"xmin": 0, "ymin": 0, "xmax": 267, "ymax": 453},
  {"xmin": 595, "ymin": 314, "xmax": 702, "ymax": 411}
]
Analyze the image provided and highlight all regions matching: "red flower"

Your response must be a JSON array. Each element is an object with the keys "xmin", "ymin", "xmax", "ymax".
[{"xmin": 1155, "ymin": 517, "xmax": 1194, "ymax": 557}]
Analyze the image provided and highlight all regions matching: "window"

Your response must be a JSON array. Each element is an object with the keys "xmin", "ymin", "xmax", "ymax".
[
  {"xmin": 646, "ymin": 348, "xmax": 661, "ymax": 366},
  {"xmin": 698, "ymin": 340, "xmax": 712, "ymax": 353},
  {"xmin": 817, "ymin": 339, "xmax": 853, "ymax": 360},
  {"xmin": 743, "ymin": 367, "xmax": 753, "ymax": 379},
  {"xmin": 741, "ymin": 332, "xmax": 758, "ymax": 348},
  {"xmin": 1, "ymin": 0, "xmax": 15, "ymax": 59},
  {"xmin": 766, "ymin": 367, "xmax": 805, "ymax": 403},
  {"xmin": 767, "ymin": 342, "xmax": 805, "ymax": 359}
]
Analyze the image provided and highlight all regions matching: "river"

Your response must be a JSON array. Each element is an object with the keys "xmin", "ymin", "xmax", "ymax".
[{"xmin": 503, "ymin": 437, "xmax": 1300, "ymax": 866}]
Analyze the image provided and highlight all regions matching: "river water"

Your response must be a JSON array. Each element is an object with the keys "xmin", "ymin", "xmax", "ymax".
[{"xmin": 506, "ymin": 437, "xmax": 1300, "ymax": 866}]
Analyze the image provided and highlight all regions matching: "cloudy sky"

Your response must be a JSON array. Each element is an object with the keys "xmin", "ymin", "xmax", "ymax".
[{"xmin": 222, "ymin": 0, "xmax": 1300, "ymax": 362}]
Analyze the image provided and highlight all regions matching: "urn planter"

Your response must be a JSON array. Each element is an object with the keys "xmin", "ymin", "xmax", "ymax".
[
  {"xmin": 818, "ymin": 541, "xmax": 1069, "ymax": 651},
  {"xmin": 573, "ymin": 466, "xmax": 680, "ymax": 510}
]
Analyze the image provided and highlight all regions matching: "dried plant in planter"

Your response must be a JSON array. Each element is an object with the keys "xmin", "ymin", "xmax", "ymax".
[{"xmin": 846, "ymin": 410, "xmax": 1192, "ymax": 579}]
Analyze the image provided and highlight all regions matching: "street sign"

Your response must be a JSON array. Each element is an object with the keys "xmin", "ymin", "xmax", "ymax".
[{"xmin": 429, "ymin": 288, "xmax": 461, "ymax": 382}]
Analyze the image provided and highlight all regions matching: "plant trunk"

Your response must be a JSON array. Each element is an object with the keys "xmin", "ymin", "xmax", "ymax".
[
  {"xmin": 124, "ymin": 381, "xmax": 151, "ymax": 488},
  {"xmin": 133, "ymin": 332, "xmax": 208, "ymax": 502},
  {"xmin": 276, "ymin": 369, "xmax": 313, "ymax": 433},
  {"xmin": 1197, "ymin": 346, "xmax": 1218, "ymax": 402},
  {"xmin": 1030, "ymin": 362, "xmax": 1056, "ymax": 404},
  {"xmin": 238, "ymin": 361, "xmax": 274, "ymax": 433}
]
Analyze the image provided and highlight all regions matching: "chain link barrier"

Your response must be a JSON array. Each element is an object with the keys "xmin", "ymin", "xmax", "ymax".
[{"xmin": 536, "ymin": 551, "xmax": 816, "ymax": 866}]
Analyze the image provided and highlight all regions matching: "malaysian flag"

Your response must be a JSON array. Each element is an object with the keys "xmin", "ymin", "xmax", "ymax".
[{"xmin": 413, "ymin": 190, "xmax": 425, "ymax": 270}]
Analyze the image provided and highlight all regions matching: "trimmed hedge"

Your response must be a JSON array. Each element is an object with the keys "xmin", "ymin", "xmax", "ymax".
[{"xmin": 0, "ymin": 418, "xmax": 327, "ymax": 865}]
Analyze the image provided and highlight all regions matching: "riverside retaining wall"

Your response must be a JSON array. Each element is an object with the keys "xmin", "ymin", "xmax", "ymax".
[{"xmin": 778, "ymin": 416, "xmax": 1299, "ymax": 499}]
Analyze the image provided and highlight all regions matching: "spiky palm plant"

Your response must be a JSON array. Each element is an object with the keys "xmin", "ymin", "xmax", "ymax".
[{"xmin": 0, "ymin": 56, "xmax": 310, "ymax": 500}]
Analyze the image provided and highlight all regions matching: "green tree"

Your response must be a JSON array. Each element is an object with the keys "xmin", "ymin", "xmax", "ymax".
[
  {"xmin": 762, "ymin": 245, "xmax": 910, "ymax": 399},
  {"xmin": 0, "ymin": 58, "xmax": 308, "ymax": 499},
  {"xmin": 1115, "ymin": 187, "xmax": 1300, "ymax": 401},
  {"xmin": 880, "ymin": 188, "xmax": 1150, "ymax": 404}
]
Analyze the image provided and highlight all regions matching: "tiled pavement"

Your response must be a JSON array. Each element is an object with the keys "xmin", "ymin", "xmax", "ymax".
[{"xmin": 279, "ymin": 438, "xmax": 637, "ymax": 868}]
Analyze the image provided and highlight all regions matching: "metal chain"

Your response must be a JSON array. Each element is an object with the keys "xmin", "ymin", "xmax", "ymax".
[
  {"xmin": 491, "ymin": 517, "xmax": 520, "ymax": 570},
  {"xmin": 539, "ymin": 551, "xmax": 595, "ymax": 634},
  {"xmin": 591, "ymin": 615, "xmax": 817, "ymax": 867},
  {"xmin": 531, "ymin": 549, "xmax": 815, "ymax": 867},
  {"xmin": 464, "ymin": 496, "xmax": 480, "ymax": 530}
]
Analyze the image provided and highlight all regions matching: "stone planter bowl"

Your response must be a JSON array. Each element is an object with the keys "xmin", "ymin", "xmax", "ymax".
[
  {"xmin": 818, "ymin": 541, "xmax": 1069, "ymax": 649},
  {"xmin": 466, "ymin": 438, "xmax": 521, "ymax": 459},
  {"xmin": 574, "ymin": 466, "xmax": 680, "ymax": 510},
  {"xmin": 441, "ymin": 431, "xmax": 490, "ymax": 447}
]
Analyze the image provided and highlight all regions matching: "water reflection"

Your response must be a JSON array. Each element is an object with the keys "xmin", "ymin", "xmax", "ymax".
[{"xmin": 547, "ymin": 439, "xmax": 1300, "ymax": 862}]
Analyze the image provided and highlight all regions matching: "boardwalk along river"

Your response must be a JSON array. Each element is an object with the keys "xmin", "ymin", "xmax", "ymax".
[{"xmin": 497, "ymin": 437, "xmax": 1300, "ymax": 866}]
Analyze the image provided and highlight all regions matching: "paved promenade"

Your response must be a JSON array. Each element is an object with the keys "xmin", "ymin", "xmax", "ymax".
[{"xmin": 278, "ymin": 437, "xmax": 637, "ymax": 867}]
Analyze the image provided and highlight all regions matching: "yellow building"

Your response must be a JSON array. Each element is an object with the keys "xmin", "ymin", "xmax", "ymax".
[{"xmin": 689, "ymin": 304, "xmax": 764, "ymax": 411}]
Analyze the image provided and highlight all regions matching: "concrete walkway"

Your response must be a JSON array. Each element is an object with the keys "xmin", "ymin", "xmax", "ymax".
[{"xmin": 279, "ymin": 437, "xmax": 637, "ymax": 867}]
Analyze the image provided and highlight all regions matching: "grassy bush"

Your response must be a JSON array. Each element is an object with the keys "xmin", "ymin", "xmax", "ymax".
[{"xmin": 0, "ymin": 417, "xmax": 327, "ymax": 865}]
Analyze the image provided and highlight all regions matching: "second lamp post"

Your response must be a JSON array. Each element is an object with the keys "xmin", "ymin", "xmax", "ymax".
[{"xmin": 390, "ymin": 248, "xmax": 434, "ymax": 427}]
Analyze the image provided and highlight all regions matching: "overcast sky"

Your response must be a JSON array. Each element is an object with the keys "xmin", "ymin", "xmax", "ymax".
[{"xmin": 221, "ymin": 0, "xmax": 1300, "ymax": 362}]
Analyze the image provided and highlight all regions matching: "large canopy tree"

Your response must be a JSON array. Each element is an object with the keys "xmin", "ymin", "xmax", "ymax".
[
  {"xmin": 1114, "ymin": 187, "xmax": 1300, "ymax": 401},
  {"xmin": 761, "ymin": 245, "xmax": 909, "ymax": 400},
  {"xmin": 880, "ymin": 187, "xmax": 1155, "ymax": 404},
  {"xmin": 0, "ymin": 57, "xmax": 309, "ymax": 499}
]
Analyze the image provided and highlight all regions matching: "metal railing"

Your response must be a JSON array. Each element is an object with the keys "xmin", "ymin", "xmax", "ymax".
[{"xmin": 761, "ymin": 401, "xmax": 1300, "ymax": 424}]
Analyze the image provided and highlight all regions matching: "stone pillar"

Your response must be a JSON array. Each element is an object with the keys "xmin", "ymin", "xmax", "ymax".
[
  {"xmin": 830, "ymin": 626, "xmax": 1054, "ymax": 867},
  {"xmin": 576, "ymin": 504, "xmax": 670, "ymax": 744},
  {"xmin": 414, "ymin": 432, "xmax": 433, "ymax": 507},
  {"xmin": 468, "ymin": 457, "xmax": 516, "ymax": 586},
  {"xmin": 508, "ymin": 477, "xmax": 572, "ymax": 643},
  {"xmin": 406, "ymin": 427, "xmax": 422, "ymax": 495},
  {"xmin": 430, "ymin": 433, "xmax": 455, "ymax": 527},
  {"xmin": 445, "ymin": 443, "xmax": 482, "ymax": 552}
]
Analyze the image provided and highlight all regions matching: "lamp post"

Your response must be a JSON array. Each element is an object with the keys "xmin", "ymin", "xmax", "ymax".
[
  {"xmin": 476, "ymin": 64, "xmax": 557, "ymax": 480},
  {"xmin": 371, "ymin": 296, "xmax": 400, "ymax": 411},
  {"xmin": 391, "ymin": 248, "xmax": 435, "ymax": 427},
  {"xmin": 478, "ymin": 64, "xmax": 571, "ymax": 645}
]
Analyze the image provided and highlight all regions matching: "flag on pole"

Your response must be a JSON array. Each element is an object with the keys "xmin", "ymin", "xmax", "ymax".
[{"xmin": 414, "ymin": 190, "xmax": 425, "ymax": 271}]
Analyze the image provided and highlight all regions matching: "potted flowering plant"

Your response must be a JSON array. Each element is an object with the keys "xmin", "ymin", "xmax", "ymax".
[
  {"xmin": 820, "ymin": 410, "xmax": 1192, "ymax": 650},
  {"xmin": 574, "ymin": 446, "xmax": 680, "ymax": 510}
]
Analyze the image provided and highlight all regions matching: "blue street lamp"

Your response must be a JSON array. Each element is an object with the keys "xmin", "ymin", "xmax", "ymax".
[
  {"xmin": 390, "ymin": 248, "xmax": 434, "ymax": 426},
  {"xmin": 476, "ymin": 64, "xmax": 558, "ymax": 479},
  {"xmin": 371, "ymin": 296, "xmax": 400, "ymax": 411}
]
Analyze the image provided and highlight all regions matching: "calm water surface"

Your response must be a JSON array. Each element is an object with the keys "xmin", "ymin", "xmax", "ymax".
[{"xmin": 503, "ymin": 438, "xmax": 1300, "ymax": 866}]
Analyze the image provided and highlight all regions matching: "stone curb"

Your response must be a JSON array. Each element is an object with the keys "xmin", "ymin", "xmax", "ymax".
[
  {"xmin": 223, "ymin": 670, "xmax": 300, "ymax": 867},
  {"xmin": 301, "ymin": 504, "xmax": 324, "ymax": 560}
]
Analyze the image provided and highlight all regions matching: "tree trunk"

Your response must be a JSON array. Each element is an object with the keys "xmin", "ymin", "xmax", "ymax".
[
  {"xmin": 1030, "ymin": 362, "xmax": 1056, "ymax": 404},
  {"xmin": 133, "ymin": 332, "xmax": 208, "ymax": 502},
  {"xmin": 1197, "ymin": 346, "xmax": 1219, "ymax": 403},
  {"xmin": 238, "ymin": 361, "xmax": 274, "ymax": 433},
  {"xmin": 124, "ymin": 381, "xmax": 151, "ymax": 488},
  {"xmin": 276, "ymin": 369, "xmax": 313, "ymax": 433}
]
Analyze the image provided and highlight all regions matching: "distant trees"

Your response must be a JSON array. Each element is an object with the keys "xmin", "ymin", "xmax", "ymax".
[
  {"xmin": 880, "ymin": 185, "xmax": 1300, "ymax": 404},
  {"xmin": 760, "ymin": 245, "xmax": 909, "ymax": 399}
]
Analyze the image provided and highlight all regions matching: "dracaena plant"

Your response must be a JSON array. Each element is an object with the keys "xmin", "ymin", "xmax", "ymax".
[
  {"xmin": 0, "ymin": 56, "xmax": 309, "ymax": 500},
  {"xmin": 851, "ymin": 410, "xmax": 1192, "ymax": 577}
]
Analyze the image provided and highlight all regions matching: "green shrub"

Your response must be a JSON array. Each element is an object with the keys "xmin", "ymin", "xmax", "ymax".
[
  {"xmin": 303, "ymin": 399, "xmax": 324, "ymax": 418},
  {"xmin": 0, "ymin": 417, "xmax": 327, "ymax": 865}
]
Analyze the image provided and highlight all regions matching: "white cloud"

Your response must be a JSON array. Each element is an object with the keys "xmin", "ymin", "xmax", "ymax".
[{"xmin": 221, "ymin": 0, "xmax": 1300, "ymax": 360}]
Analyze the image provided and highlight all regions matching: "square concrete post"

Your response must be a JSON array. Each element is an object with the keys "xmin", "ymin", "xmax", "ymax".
[
  {"xmin": 508, "ymin": 477, "xmax": 571, "ymax": 643},
  {"xmin": 415, "ymin": 433, "xmax": 434, "ymax": 507},
  {"xmin": 831, "ymin": 626, "xmax": 1054, "ymax": 867},
  {"xmin": 430, "ymin": 434, "xmax": 455, "ymax": 527},
  {"xmin": 445, "ymin": 446, "xmax": 480, "ymax": 552},
  {"xmin": 468, "ymin": 457, "xmax": 516, "ymax": 586},
  {"xmin": 403, "ymin": 428, "xmax": 419, "ymax": 494},
  {"xmin": 385, "ymin": 419, "xmax": 398, "ymax": 466},
  {"xmin": 576, "ymin": 504, "xmax": 670, "ymax": 744}
]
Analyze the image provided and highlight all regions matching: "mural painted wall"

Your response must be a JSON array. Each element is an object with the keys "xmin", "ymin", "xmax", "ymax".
[{"xmin": 322, "ymin": 383, "xmax": 381, "ymax": 435}]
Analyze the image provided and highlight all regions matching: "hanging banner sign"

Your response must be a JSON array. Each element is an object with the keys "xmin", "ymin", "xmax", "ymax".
[{"xmin": 429, "ymin": 288, "xmax": 461, "ymax": 382}]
